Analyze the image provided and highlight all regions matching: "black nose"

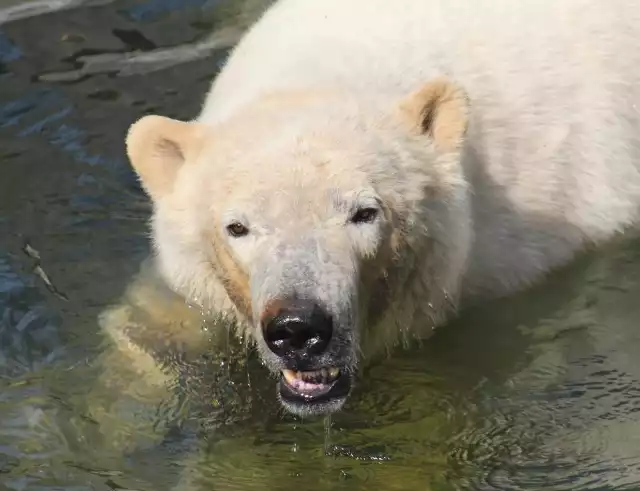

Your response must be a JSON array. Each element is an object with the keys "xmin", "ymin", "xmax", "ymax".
[{"xmin": 262, "ymin": 298, "xmax": 333, "ymax": 358}]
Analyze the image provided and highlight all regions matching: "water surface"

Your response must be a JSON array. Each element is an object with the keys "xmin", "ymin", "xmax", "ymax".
[{"xmin": 1, "ymin": 2, "xmax": 640, "ymax": 490}]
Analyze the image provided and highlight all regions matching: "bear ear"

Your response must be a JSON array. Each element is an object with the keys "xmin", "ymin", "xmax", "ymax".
[
  {"xmin": 125, "ymin": 115, "xmax": 207, "ymax": 200},
  {"xmin": 398, "ymin": 78, "xmax": 469, "ymax": 153}
]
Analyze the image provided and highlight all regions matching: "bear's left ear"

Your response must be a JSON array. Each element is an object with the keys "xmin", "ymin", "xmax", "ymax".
[
  {"xmin": 126, "ymin": 115, "xmax": 207, "ymax": 201},
  {"xmin": 397, "ymin": 77, "xmax": 469, "ymax": 153}
]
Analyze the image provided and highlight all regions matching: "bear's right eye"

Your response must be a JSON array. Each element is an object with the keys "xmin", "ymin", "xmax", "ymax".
[
  {"xmin": 350, "ymin": 207, "xmax": 379, "ymax": 224},
  {"xmin": 226, "ymin": 222, "xmax": 249, "ymax": 238}
]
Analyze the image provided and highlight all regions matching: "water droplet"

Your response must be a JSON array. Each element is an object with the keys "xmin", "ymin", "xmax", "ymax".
[{"xmin": 323, "ymin": 414, "xmax": 332, "ymax": 454}]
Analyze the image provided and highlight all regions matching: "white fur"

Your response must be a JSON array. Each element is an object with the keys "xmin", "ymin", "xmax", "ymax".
[
  {"xmin": 92, "ymin": 0, "xmax": 640, "ymax": 450},
  {"xmin": 198, "ymin": 0, "xmax": 640, "ymax": 301}
]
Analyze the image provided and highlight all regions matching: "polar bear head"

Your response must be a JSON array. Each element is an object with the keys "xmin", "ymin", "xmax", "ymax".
[{"xmin": 125, "ymin": 78, "xmax": 471, "ymax": 416}]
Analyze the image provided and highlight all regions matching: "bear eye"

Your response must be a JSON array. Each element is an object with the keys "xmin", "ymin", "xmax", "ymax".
[
  {"xmin": 350, "ymin": 207, "xmax": 379, "ymax": 224},
  {"xmin": 226, "ymin": 222, "xmax": 249, "ymax": 238}
]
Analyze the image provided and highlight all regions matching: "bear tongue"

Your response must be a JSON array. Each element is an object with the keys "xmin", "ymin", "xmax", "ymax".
[{"xmin": 288, "ymin": 378, "xmax": 327, "ymax": 393}]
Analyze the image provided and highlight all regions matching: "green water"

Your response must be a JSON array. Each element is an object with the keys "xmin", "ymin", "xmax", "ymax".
[{"xmin": 2, "ymin": 1, "xmax": 640, "ymax": 490}]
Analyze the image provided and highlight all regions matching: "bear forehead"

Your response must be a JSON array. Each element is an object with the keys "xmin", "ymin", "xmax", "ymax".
[
  {"xmin": 207, "ymin": 170, "xmax": 374, "ymax": 221},
  {"xmin": 196, "ymin": 91, "xmax": 391, "ymax": 171},
  {"xmin": 195, "ymin": 132, "xmax": 377, "ymax": 198},
  {"xmin": 183, "ymin": 150, "xmax": 378, "ymax": 226}
]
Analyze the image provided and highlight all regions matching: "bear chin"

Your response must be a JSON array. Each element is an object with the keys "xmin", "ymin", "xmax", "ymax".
[{"xmin": 277, "ymin": 371, "xmax": 352, "ymax": 416}]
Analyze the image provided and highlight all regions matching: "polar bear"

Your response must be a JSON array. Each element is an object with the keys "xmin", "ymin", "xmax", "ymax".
[{"xmin": 119, "ymin": 0, "xmax": 640, "ymax": 417}]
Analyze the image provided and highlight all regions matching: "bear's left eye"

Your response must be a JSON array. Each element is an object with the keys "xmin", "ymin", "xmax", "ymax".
[
  {"xmin": 226, "ymin": 222, "xmax": 249, "ymax": 237},
  {"xmin": 350, "ymin": 207, "xmax": 379, "ymax": 224}
]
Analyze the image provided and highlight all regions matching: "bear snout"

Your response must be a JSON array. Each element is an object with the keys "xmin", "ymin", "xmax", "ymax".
[{"xmin": 260, "ymin": 297, "xmax": 334, "ymax": 362}]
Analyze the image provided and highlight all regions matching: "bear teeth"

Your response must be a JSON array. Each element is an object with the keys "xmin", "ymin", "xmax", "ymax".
[{"xmin": 282, "ymin": 367, "xmax": 340, "ymax": 386}]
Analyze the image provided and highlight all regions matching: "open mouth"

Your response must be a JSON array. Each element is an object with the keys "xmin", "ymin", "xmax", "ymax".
[{"xmin": 278, "ymin": 367, "xmax": 351, "ymax": 414}]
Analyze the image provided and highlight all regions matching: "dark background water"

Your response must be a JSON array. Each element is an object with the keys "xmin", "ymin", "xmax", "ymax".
[{"xmin": 2, "ymin": 1, "xmax": 640, "ymax": 490}]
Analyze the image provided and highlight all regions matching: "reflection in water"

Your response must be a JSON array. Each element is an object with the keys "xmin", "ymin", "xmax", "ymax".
[
  {"xmin": 0, "ymin": 0, "xmax": 114, "ymax": 26},
  {"xmin": 37, "ymin": 26, "xmax": 242, "ymax": 82},
  {"xmin": 1, "ymin": 1, "xmax": 640, "ymax": 490}
]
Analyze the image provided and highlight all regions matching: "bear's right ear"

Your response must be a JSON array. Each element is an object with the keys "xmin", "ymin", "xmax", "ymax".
[
  {"xmin": 126, "ymin": 115, "xmax": 206, "ymax": 201},
  {"xmin": 398, "ymin": 78, "xmax": 469, "ymax": 154}
]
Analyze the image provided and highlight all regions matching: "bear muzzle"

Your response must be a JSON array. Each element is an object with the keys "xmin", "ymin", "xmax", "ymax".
[{"xmin": 260, "ymin": 297, "xmax": 352, "ymax": 414}]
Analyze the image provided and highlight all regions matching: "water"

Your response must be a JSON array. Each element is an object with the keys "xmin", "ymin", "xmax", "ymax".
[{"xmin": 2, "ymin": 1, "xmax": 640, "ymax": 490}]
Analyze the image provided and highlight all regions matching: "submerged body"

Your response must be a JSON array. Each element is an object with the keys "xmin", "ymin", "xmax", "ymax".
[{"xmin": 121, "ymin": 0, "xmax": 640, "ymax": 415}]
